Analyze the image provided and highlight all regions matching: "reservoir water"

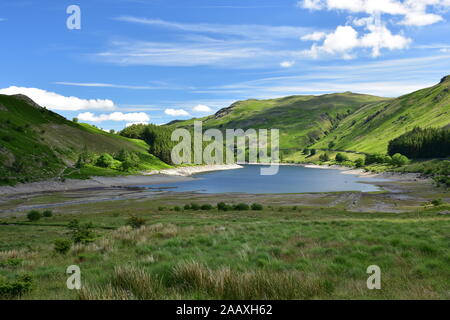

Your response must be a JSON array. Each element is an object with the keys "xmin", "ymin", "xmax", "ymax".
[{"xmin": 141, "ymin": 165, "xmax": 389, "ymax": 194}]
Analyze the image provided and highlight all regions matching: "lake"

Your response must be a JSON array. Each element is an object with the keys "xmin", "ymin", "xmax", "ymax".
[{"xmin": 140, "ymin": 165, "xmax": 389, "ymax": 194}]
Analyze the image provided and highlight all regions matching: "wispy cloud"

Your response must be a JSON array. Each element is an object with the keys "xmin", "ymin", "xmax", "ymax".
[
  {"xmin": 95, "ymin": 17, "xmax": 312, "ymax": 68},
  {"xmin": 193, "ymin": 54, "xmax": 450, "ymax": 98},
  {"xmin": 114, "ymin": 16, "xmax": 310, "ymax": 40},
  {"xmin": 55, "ymin": 81, "xmax": 189, "ymax": 90}
]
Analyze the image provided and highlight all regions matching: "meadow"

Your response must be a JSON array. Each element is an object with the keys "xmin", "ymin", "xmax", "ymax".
[{"xmin": 0, "ymin": 194, "xmax": 449, "ymax": 300}]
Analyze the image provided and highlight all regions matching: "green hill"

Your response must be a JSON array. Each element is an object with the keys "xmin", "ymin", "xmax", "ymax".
[
  {"xmin": 312, "ymin": 76, "xmax": 450, "ymax": 154},
  {"xmin": 168, "ymin": 76, "xmax": 450, "ymax": 159},
  {"xmin": 0, "ymin": 94, "xmax": 169, "ymax": 184},
  {"xmin": 167, "ymin": 92, "xmax": 388, "ymax": 152}
]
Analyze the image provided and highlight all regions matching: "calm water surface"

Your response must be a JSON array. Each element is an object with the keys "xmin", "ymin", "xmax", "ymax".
[{"xmin": 140, "ymin": 165, "xmax": 389, "ymax": 194}]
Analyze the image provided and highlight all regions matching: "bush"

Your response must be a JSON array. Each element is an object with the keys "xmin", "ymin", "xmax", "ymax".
[
  {"xmin": 431, "ymin": 199, "xmax": 444, "ymax": 206},
  {"xmin": 0, "ymin": 274, "xmax": 33, "ymax": 298},
  {"xmin": 53, "ymin": 238, "xmax": 72, "ymax": 254},
  {"xmin": 190, "ymin": 203, "xmax": 201, "ymax": 211},
  {"xmin": 158, "ymin": 206, "xmax": 165, "ymax": 211},
  {"xmin": 68, "ymin": 219, "xmax": 96, "ymax": 244},
  {"xmin": 201, "ymin": 204, "xmax": 213, "ymax": 210},
  {"xmin": 126, "ymin": 215, "xmax": 146, "ymax": 229},
  {"xmin": 95, "ymin": 153, "xmax": 114, "ymax": 168},
  {"xmin": 42, "ymin": 210, "xmax": 53, "ymax": 217},
  {"xmin": 174, "ymin": 206, "xmax": 181, "ymax": 212},
  {"xmin": 183, "ymin": 204, "xmax": 191, "ymax": 210},
  {"xmin": 355, "ymin": 158, "xmax": 365, "ymax": 168},
  {"xmin": 365, "ymin": 154, "xmax": 392, "ymax": 165},
  {"xmin": 335, "ymin": 153, "xmax": 349, "ymax": 163},
  {"xmin": 319, "ymin": 153, "xmax": 330, "ymax": 162},
  {"xmin": 391, "ymin": 153, "xmax": 409, "ymax": 167},
  {"xmin": 233, "ymin": 203, "xmax": 250, "ymax": 211},
  {"xmin": 251, "ymin": 203, "xmax": 263, "ymax": 211},
  {"xmin": 27, "ymin": 210, "xmax": 41, "ymax": 222}
]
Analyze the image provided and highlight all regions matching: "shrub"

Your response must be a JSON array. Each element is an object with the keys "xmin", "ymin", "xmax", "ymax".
[
  {"xmin": 319, "ymin": 153, "xmax": 330, "ymax": 162},
  {"xmin": 27, "ymin": 210, "xmax": 41, "ymax": 222},
  {"xmin": 251, "ymin": 203, "xmax": 263, "ymax": 211},
  {"xmin": 53, "ymin": 238, "xmax": 72, "ymax": 254},
  {"xmin": 190, "ymin": 203, "xmax": 201, "ymax": 211},
  {"xmin": 365, "ymin": 154, "xmax": 392, "ymax": 165},
  {"xmin": 183, "ymin": 204, "xmax": 191, "ymax": 210},
  {"xmin": 391, "ymin": 153, "xmax": 409, "ymax": 167},
  {"xmin": 158, "ymin": 206, "xmax": 165, "ymax": 211},
  {"xmin": 68, "ymin": 220, "xmax": 96, "ymax": 244},
  {"xmin": 126, "ymin": 215, "xmax": 147, "ymax": 229},
  {"xmin": 42, "ymin": 210, "xmax": 53, "ymax": 217},
  {"xmin": 174, "ymin": 206, "xmax": 181, "ymax": 212},
  {"xmin": 0, "ymin": 274, "xmax": 33, "ymax": 298},
  {"xmin": 217, "ymin": 202, "xmax": 227, "ymax": 211},
  {"xmin": 335, "ymin": 153, "xmax": 349, "ymax": 163},
  {"xmin": 200, "ymin": 204, "xmax": 213, "ymax": 210},
  {"xmin": 355, "ymin": 158, "xmax": 365, "ymax": 168},
  {"xmin": 431, "ymin": 199, "xmax": 444, "ymax": 206},
  {"xmin": 233, "ymin": 203, "xmax": 250, "ymax": 211},
  {"xmin": 95, "ymin": 153, "xmax": 114, "ymax": 168}
]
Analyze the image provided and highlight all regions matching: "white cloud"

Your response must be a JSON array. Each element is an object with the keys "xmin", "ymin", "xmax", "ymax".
[
  {"xmin": 299, "ymin": 0, "xmax": 324, "ymax": 10},
  {"xmin": 192, "ymin": 104, "xmax": 213, "ymax": 113},
  {"xmin": 164, "ymin": 108, "xmax": 190, "ymax": 116},
  {"xmin": 304, "ymin": 16, "xmax": 411, "ymax": 58},
  {"xmin": 0, "ymin": 86, "xmax": 115, "ymax": 111},
  {"xmin": 280, "ymin": 61, "xmax": 296, "ymax": 68},
  {"xmin": 301, "ymin": 32, "xmax": 327, "ymax": 41},
  {"xmin": 297, "ymin": 0, "xmax": 450, "ymax": 27},
  {"xmin": 77, "ymin": 112, "xmax": 150, "ymax": 123}
]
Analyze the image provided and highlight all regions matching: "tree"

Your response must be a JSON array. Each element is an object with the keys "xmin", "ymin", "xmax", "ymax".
[
  {"xmin": 72, "ymin": 117, "xmax": 79, "ymax": 123},
  {"xmin": 388, "ymin": 127, "xmax": 450, "ymax": 159},
  {"xmin": 335, "ymin": 153, "xmax": 349, "ymax": 163}
]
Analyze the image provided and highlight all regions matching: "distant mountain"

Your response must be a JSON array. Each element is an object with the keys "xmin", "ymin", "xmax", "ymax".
[
  {"xmin": 167, "ymin": 92, "xmax": 388, "ymax": 150},
  {"xmin": 0, "ymin": 94, "xmax": 167, "ymax": 184}
]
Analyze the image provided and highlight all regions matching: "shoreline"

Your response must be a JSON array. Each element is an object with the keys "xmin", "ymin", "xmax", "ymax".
[
  {"xmin": 0, "ymin": 164, "xmax": 243, "ymax": 197},
  {"xmin": 0, "ymin": 162, "xmax": 429, "ymax": 197}
]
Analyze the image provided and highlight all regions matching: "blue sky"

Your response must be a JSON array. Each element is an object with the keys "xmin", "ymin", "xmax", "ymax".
[{"xmin": 1, "ymin": 0, "xmax": 450, "ymax": 131}]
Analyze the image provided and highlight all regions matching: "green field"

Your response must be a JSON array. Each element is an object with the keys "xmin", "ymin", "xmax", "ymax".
[{"xmin": 1, "ymin": 192, "xmax": 449, "ymax": 300}]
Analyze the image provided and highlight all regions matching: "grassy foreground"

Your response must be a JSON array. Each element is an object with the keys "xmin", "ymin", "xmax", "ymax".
[{"xmin": 0, "ymin": 196, "xmax": 449, "ymax": 300}]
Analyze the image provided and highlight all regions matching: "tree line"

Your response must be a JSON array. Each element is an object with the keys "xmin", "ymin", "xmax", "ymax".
[{"xmin": 388, "ymin": 127, "xmax": 450, "ymax": 159}]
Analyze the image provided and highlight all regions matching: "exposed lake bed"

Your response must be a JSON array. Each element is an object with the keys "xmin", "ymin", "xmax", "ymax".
[{"xmin": 0, "ymin": 164, "xmax": 442, "ymax": 216}]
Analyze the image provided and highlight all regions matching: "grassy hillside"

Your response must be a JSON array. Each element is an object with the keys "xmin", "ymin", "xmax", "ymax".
[
  {"xmin": 167, "ymin": 93, "xmax": 388, "ymax": 153},
  {"xmin": 0, "ymin": 94, "xmax": 169, "ymax": 184},
  {"xmin": 312, "ymin": 76, "xmax": 450, "ymax": 154}
]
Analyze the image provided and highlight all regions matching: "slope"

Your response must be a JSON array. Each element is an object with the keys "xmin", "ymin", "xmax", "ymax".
[
  {"xmin": 312, "ymin": 76, "xmax": 450, "ymax": 154},
  {"xmin": 0, "ymin": 94, "xmax": 169, "ymax": 184}
]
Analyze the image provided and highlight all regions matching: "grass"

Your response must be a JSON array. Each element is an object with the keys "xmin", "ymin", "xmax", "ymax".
[{"xmin": 0, "ymin": 196, "xmax": 449, "ymax": 300}]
